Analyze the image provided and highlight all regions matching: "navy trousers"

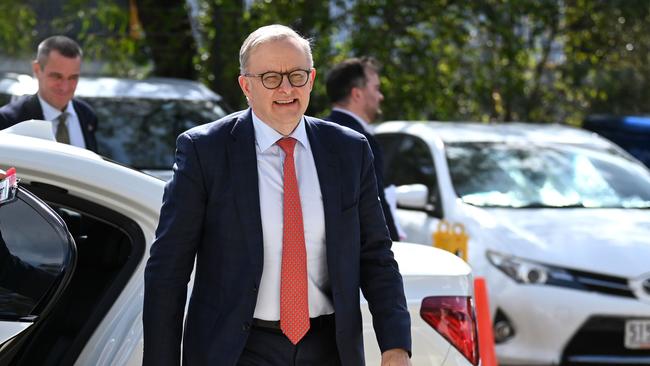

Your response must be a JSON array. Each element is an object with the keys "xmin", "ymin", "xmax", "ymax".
[{"xmin": 237, "ymin": 314, "xmax": 341, "ymax": 366}]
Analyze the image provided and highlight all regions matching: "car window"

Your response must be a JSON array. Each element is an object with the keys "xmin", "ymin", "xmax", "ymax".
[
  {"xmin": 0, "ymin": 192, "xmax": 71, "ymax": 320},
  {"xmin": 447, "ymin": 141, "xmax": 650, "ymax": 208},
  {"xmin": 378, "ymin": 133, "xmax": 442, "ymax": 214},
  {"xmin": 381, "ymin": 134, "xmax": 437, "ymax": 190},
  {"xmin": 84, "ymin": 98, "xmax": 229, "ymax": 170}
]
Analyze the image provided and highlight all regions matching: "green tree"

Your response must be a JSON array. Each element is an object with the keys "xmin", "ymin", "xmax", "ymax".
[
  {"xmin": 561, "ymin": 0, "xmax": 650, "ymax": 124},
  {"xmin": 2, "ymin": 1, "xmax": 648, "ymax": 125},
  {"xmin": 51, "ymin": 0, "xmax": 150, "ymax": 77},
  {"xmin": 135, "ymin": 0, "xmax": 197, "ymax": 79},
  {"xmin": 0, "ymin": 1, "xmax": 36, "ymax": 58}
]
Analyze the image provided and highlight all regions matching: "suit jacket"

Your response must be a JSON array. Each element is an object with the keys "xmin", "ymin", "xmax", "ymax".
[
  {"xmin": 0, "ymin": 94, "xmax": 98, "ymax": 152},
  {"xmin": 325, "ymin": 110, "xmax": 399, "ymax": 241},
  {"xmin": 143, "ymin": 109, "xmax": 411, "ymax": 366}
]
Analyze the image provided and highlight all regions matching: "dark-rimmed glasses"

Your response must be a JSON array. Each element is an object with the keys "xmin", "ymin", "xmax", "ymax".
[{"xmin": 242, "ymin": 69, "xmax": 311, "ymax": 89}]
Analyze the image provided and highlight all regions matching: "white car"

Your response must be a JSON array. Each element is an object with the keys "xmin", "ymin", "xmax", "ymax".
[
  {"xmin": 0, "ymin": 123, "xmax": 479, "ymax": 366},
  {"xmin": 375, "ymin": 121, "xmax": 650, "ymax": 366}
]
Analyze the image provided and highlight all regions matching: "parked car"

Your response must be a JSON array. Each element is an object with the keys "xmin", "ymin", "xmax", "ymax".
[
  {"xmin": 0, "ymin": 72, "xmax": 231, "ymax": 180},
  {"xmin": 583, "ymin": 114, "xmax": 650, "ymax": 168},
  {"xmin": 0, "ymin": 122, "xmax": 479, "ymax": 366},
  {"xmin": 375, "ymin": 121, "xmax": 650, "ymax": 366}
]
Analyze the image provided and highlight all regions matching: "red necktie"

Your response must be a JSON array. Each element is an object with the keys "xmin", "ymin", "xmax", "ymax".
[{"xmin": 277, "ymin": 137, "xmax": 310, "ymax": 344}]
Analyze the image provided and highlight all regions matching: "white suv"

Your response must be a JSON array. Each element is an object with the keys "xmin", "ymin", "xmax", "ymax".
[{"xmin": 376, "ymin": 121, "xmax": 650, "ymax": 366}]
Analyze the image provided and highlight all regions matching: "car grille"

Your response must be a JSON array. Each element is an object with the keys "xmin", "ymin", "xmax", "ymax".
[
  {"xmin": 565, "ymin": 268, "xmax": 636, "ymax": 299},
  {"xmin": 561, "ymin": 316, "xmax": 650, "ymax": 366}
]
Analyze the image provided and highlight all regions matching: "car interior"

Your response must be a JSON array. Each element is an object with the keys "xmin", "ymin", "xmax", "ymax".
[{"xmin": 10, "ymin": 182, "xmax": 145, "ymax": 366}]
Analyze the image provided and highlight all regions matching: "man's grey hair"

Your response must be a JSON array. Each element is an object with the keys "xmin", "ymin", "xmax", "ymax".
[
  {"xmin": 36, "ymin": 35, "xmax": 83, "ymax": 68},
  {"xmin": 239, "ymin": 24, "xmax": 313, "ymax": 74}
]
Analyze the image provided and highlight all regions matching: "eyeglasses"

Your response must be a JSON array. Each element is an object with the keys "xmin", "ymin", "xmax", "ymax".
[{"xmin": 242, "ymin": 69, "xmax": 311, "ymax": 89}]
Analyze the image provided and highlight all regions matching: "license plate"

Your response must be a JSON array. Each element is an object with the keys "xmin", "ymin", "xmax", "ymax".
[{"xmin": 625, "ymin": 320, "xmax": 650, "ymax": 349}]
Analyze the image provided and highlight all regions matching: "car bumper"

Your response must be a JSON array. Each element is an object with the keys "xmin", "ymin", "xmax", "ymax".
[{"xmin": 489, "ymin": 270, "xmax": 650, "ymax": 365}]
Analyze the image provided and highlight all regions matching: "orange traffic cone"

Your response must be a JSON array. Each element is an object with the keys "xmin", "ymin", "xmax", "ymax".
[{"xmin": 474, "ymin": 277, "xmax": 498, "ymax": 366}]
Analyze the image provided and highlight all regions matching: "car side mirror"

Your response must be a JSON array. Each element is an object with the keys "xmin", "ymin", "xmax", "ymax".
[{"xmin": 396, "ymin": 184, "xmax": 429, "ymax": 210}]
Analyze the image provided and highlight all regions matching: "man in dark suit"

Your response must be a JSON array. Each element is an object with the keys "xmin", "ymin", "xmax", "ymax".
[
  {"xmin": 0, "ymin": 35, "xmax": 97, "ymax": 152},
  {"xmin": 325, "ymin": 57, "xmax": 402, "ymax": 242},
  {"xmin": 143, "ymin": 25, "xmax": 411, "ymax": 366}
]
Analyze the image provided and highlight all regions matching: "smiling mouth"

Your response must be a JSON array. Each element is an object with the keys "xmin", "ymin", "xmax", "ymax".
[{"xmin": 274, "ymin": 99, "xmax": 297, "ymax": 105}]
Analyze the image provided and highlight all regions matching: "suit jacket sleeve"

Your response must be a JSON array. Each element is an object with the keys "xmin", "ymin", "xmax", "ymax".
[
  {"xmin": 143, "ymin": 132, "xmax": 208, "ymax": 365},
  {"xmin": 357, "ymin": 138, "xmax": 412, "ymax": 354}
]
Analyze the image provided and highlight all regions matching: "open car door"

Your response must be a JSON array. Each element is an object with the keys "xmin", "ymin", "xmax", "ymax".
[{"xmin": 0, "ymin": 169, "xmax": 77, "ymax": 365}]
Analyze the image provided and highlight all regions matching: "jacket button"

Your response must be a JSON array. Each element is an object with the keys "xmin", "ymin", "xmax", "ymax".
[
  {"xmin": 242, "ymin": 322, "xmax": 250, "ymax": 331},
  {"xmin": 252, "ymin": 286, "xmax": 258, "ymax": 293}
]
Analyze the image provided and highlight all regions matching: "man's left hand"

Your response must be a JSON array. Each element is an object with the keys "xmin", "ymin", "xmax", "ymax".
[{"xmin": 381, "ymin": 348, "xmax": 411, "ymax": 366}]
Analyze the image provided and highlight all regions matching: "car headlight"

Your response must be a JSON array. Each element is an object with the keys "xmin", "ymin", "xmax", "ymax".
[{"xmin": 486, "ymin": 251, "xmax": 576, "ymax": 285}]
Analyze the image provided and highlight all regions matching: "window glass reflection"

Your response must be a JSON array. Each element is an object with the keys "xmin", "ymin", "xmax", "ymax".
[
  {"xmin": 0, "ymin": 197, "xmax": 65, "ymax": 318},
  {"xmin": 89, "ymin": 98, "xmax": 229, "ymax": 170},
  {"xmin": 446, "ymin": 142, "xmax": 650, "ymax": 208}
]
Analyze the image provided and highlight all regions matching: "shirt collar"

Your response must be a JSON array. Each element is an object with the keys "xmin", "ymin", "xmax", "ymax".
[
  {"xmin": 332, "ymin": 107, "xmax": 374, "ymax": 134},
  {"xmin": 37, "ymin": 95, "xmax": 75, "ymax": 121},
  {"xmin": 251, "ymin": 111, "xmax": 309, "ymax": 152}
]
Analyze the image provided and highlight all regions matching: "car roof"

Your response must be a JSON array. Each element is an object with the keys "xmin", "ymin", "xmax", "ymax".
[
  {"xmin": 376, "ymin": 120, "xmax": 616, "ymax": 150},
  {"xmin": 0, "ymin": 72, "xmax": 222, "ymax": 101}
]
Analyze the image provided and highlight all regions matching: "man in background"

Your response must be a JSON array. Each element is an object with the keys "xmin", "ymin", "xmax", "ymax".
[
  {"xmin": 0, "ymin": 35, "xmax": 97, "ymax": 152},
  {"xmin": 325, "ymin": 57, "xmax": 404, "ymax": 241}
]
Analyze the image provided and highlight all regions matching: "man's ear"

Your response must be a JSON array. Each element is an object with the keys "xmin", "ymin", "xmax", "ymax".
[
  {"xmin": 304, "ymin": 68, "xmax": 317, "ymax": 92},
  {"xmin": 238, "ymin": 75, "xmax": 250, "ymax": 97},
  {"xmin": 350, "ymin": 86, "xmax": 363, "ymax": 103},
  {"xmin": 32, "ymin": 60, "xmax": 41, "ymax": 77}
]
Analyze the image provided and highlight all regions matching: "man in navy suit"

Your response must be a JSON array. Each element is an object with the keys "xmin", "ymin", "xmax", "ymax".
[
  {"xmin": 0, "ymin": 35, "xmax": 97, "ymax": 152},
  {"xmin": 143, "ymin": 25, "xmax": 411, "ymax": 366},
  {"xmin": 325, "ymin": 57, "xmax": 402, "ymax": 242}
]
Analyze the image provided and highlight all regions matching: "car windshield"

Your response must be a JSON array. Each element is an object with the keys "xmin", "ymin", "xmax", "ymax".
[
  {"xmin": 90, "ymin": 98, "xmax": 228, "ymax": 170},
  {"xmin": 446, "ymin": 142, "xmax": 650, "ymax": 208}
]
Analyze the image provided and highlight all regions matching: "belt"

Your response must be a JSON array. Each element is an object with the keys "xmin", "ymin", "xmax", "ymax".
[{"xmin": 252, "ymin": 313, "xmax": 335, "ymax": 331}]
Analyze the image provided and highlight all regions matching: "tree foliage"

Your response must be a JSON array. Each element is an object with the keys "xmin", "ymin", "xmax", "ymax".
[
  {"xmin": 1, "ymin": 0, "xmax": 648, "ymax": 125},
  {"xmin": 0, "ymin": 1, "xmax": 37, "ymax": 58}
]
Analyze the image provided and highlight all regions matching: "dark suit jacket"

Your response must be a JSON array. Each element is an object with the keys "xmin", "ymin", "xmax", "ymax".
[
  {"xmin": 143, "ymin": 109, "xmax": 411, "ymax": 366},
  {"xmin": 0, "ymin": 94, "xmax": 98, "ymax": 152},
  {"xmin": 325, "ymin": 110, "xmax": 400, "ymax": 241}
]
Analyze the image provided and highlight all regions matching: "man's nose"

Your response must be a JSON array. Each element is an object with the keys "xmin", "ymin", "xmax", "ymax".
[
  {"xmin": 60, "ymin": 79, "xmax": 76, "ymax": 92},
  {"xmin": 276, "ymin": 75, "xmax": 293, "ymax": 91}
]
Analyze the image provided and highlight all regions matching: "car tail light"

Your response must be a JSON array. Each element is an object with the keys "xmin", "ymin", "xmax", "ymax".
[{"xmin": 420, "ymin": 296, "xmax": 479, "ymax": 365}]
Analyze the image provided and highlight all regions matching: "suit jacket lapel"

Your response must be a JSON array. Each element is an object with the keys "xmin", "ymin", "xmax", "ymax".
[
  {"xmin": 27, "ymin": 94, "xmax": 45, "ymax": 120},
  {"xmin": 305, "ymin": 117, "xmax": 342, "ymax": 285},
  {"xmin": 228, "ymin": 109, "xmax": 263, "ymax": 268}
]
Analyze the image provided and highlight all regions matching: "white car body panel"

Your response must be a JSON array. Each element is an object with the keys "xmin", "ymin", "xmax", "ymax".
[
  {"xmin": 0, "ymin": 321, "xmax": 30, "ymax": 344},
  {"xmin": 0, "ymin": 127, "xmax": 476, "ymax": 366},
  {"xmin": 363, "ymin": 245, "xmax": 474, "ymax": 365},
  {"xmin": 375, "ymin": 121, "xmax": 650, "ymax": 365}
]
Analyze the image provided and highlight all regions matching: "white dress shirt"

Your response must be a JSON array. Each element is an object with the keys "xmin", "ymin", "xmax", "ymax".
[
  {"xmin": 251, "ymin": 112, "xmax": 334, "ymax": 320},
  {"xmin": 38, "ymin": 95, "xmax": 87, "ymax": 149}
]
